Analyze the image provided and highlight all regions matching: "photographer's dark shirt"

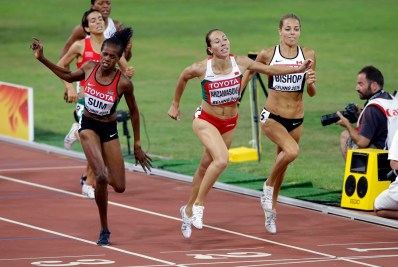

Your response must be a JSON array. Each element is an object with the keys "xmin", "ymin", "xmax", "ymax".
[{"xmin": 359, "ymin": 92, "xmax": 391, "ymax": 148}]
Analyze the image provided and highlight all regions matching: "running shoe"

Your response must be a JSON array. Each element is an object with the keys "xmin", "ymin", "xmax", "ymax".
[
  {"xmin": 64, "ymin": 122, "xmax": 79, "ymax": 150},
  {"xmin": 96, "ymin": 229, "xmax": 110, "ymax": 246},
  {"xmin": 82, "ymin": 183, "xmax": 95, "ymax": 199},
  {"xmin": 260, "ymin": 185, "xmax": 274, "ymax": 212},
  {"xmin": 191, "ymin": 204, "xmax": 204, "ymax": 229},
  {"xmin": 265, "ymin": 209, "xmax": 277, "ymax": 234},
  {"xmin": 261, "ymin": 185, "xmax": 276, "ymax": 234},
  {"xmin": 180, "ymin": 205, "xmax": 192, "ymax": 238},
  {"xmin": 81, "ymin": 176, "xmax": 96, "ymax": 188}
]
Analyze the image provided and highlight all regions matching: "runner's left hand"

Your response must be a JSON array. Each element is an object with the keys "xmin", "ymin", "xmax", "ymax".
[{"xmin": 134, "ymin": 147, "xmax": 152, "ymax": 173}]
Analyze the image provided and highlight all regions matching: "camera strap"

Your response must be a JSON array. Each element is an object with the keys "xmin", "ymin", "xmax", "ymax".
[{"xmin": 364, "ymin": 89, "xmax": 384, "ymax": 107}]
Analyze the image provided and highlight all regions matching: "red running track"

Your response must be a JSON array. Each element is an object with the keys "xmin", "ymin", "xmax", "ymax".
[{"xmin": 1, "ymin": 139, "xmax": 398, "ymax": 267}]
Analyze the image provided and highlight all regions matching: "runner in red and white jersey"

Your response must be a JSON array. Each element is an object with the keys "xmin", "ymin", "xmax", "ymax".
[{"xmin": 168, "ymin": 29, "xmax": 312, "ymax": 239}]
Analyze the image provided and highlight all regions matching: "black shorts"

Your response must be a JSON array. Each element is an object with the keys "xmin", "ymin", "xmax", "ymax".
[
  {"xmin": 79, "ymin": 114, "xmax": 119, "ymax": 143},
  {"xmin": 260, "ymin": 108, "xmax": 304, "ymax": 132}
]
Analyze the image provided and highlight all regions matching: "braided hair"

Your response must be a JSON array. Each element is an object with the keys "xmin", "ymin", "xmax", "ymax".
[{"xmin": 102, "ymin": 27, "xmax": 133, "ymax": 57}]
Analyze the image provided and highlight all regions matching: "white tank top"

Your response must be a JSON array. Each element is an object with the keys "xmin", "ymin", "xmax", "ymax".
[
  {"xmin": 104, "ymin": 18, "xmax": 117, "ymax": 39},
  {"xmin": 200, "ymin": 55, "xmax": 242, "ymax": 106},
  {"xmin": 268, "ymin": 45, "xmax": 306, "ymax": 92}
]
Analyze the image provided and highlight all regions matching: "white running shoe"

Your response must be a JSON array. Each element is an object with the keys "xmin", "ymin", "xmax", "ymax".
[
  {"xmin": 180, "ymin": 205, "xmax": 192, "ymax": 238},
  {"xmin": 64, "ymin": 122, "xmax": 79, "ymax": 150},
  {"xmin": 191, "ymin": 204, "xmax": 204, "ymax": 229},
  {"xmin": 82, "ymin": 183, "xmax": 95, "ymax": 199},
  {"xmin": 260, "ymin": 185, "xmax": 274, "ymax": 212},
  {"xmin": 265, "ymin": 209, "xmax": 277, "ymax": 234},
  {"xmin": 261, "ymin": 185, "xmax": 276, "ymax": 234}
]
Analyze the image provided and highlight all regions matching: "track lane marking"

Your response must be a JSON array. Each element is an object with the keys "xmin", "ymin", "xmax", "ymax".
[
  {"xmin": 0, "ymin": 217, "xmax": 181, "ymax": 266},
  {"xmin": 0, "ymin": 254, "xmax": 106, "ymax": 262},
  {"xmin": 349, "ymin": 247, "xmax": 398, "ymax": 252},
  {"xmin": 0, "ymin": 166, "xmax": 86, "ymax": 172},
  {"xmin": 318, "ymin": 241, "xmax": 398, "ymax": 247},
  {"xmin": 0, "ymin": 174, "xmax": 377, "ymax": 266}
]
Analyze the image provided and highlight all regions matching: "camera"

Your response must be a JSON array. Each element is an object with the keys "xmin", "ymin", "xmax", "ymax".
[
  {"xmin": 116, "ymin": 110, "xmax": 130, "ymax": 122},
  {"xmin": 320, "ymin": 103, "xmax": 359, "ymax": 126},
  {"xmin": 248, "ymin": 52, "xmax": 258, "ymax": 60}
]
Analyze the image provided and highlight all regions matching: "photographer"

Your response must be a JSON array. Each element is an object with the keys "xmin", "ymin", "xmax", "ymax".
[
  {"xmin": 374, "ymin": 131, "xmax": 398, "ymax": 219},
  {"xmin": 336, "ymin": 66, "xmax": 397, "ymax": 160}
]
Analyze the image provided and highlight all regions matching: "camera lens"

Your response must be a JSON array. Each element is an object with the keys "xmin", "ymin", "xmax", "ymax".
[{"xmin": 320, "ymin": 113, "xmax": 340, "ymax": 126}]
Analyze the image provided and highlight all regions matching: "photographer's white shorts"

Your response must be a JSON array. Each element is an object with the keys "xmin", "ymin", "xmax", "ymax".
[
  {"xmin": 374, "ymin": 189, "xmax": 398, "ymax": 210},
  {"xmin": 345, "ymin": 136, "xmax": 359, "ymax": 150}
]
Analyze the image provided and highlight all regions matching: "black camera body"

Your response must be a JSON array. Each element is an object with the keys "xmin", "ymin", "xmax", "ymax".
[
  {"xmin": 320, "ymin": 103, "xmax": 359, "ymax": 126},
  {"xmin": 248, "ymin": 52, "xmax": 258, "ymax": 60}
]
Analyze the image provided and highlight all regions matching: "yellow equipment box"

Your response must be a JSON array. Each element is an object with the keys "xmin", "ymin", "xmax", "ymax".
[
  {"xmin": 229, "ymin": 146, "xmax": 258, "ymax": 162},
  {"xmin": 341, "ymin": 148, "xmax": 391, "ymax": 211}
]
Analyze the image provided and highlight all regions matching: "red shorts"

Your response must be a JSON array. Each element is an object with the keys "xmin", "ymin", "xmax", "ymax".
[{"xmin": 194, "ymin": 107, "xmax": 238, "ymax": 134}]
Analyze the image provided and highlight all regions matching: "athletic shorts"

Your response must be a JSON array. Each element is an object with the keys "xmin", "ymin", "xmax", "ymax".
[
  {"xmin": 73, "ymin": 82, "xmax": 85, "ymax": 123},
  {"xmin": 79, "ymin": 114, "xmax": 119, "ymax": 143},
  {"xmin": 345, "ymin": 136, "xmax": 378, "ymax": 151},
  {"xmin": 194, "ymin": 106, "xmax": 238, "ymax": 134},
  {"xmin": 75, "ymin": 101, "xmax": 85, "ymax": 123},
  {"xmin": 260, "ymin": 108, "xmax": 303, "ymax": 132}
]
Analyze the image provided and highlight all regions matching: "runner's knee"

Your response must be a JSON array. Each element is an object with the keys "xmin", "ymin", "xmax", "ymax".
[
  {"xmin": 213, "ymin": 156, "xmax": 228, "ymax": 171},
  {"xmin": 284, "ymin": 146, "xmax": 300, "ymax": 163},
  {"xmin": 113, "ymin": 182, "xmax": 126, "ymax": 193}
]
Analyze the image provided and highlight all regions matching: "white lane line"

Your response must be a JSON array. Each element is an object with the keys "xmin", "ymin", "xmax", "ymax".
[
  {"xmin": 318, "ymin": 241, "xmax": 398, "ymax": 247},
  {"xmin": 161, "ymin": 247, "xmax": 266, "ymax": 253},
  {"xmin": 128, "ymin": 258, "xmax": 333, "ymax": 267},
  {"xmin": 0, "ymin": 174, "xmax": 373, "ymax": 266},
  {"xmin": 349, "ymin": 247, "xmax": 398, "ymax": 252},
  {"xmin": 0, "ymin": 254, "xmax": 106, "ymax": 262},
  {"xmin": 345, "ymin": 254, "xmax": 398, "ymax": 260},
  {"xmin": 0, "ymin": 166, "xmax": 86, "ymax": 172},
  {"xmin": 127, "ymin": 256, "xmax": 381, "ymax": 267},
  {"xmin": 0, "ymin": 217, "xmax": 180, "ymax": 266},
  {"xmin": 234, "ymin": 257, "xmax": 380, "ymax": 267},
  {"xmin": 0, "ymin": 175, "xmax": 84, "ymax": 198}
]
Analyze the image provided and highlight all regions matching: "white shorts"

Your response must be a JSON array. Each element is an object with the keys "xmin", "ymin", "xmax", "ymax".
[
  {"xmin": 374, "ymin": 189, "xmax": 398, "ymax": 210},
  {"xmin": 76, "ymin": 102, "xmax": 84, "ymax": 123}
]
